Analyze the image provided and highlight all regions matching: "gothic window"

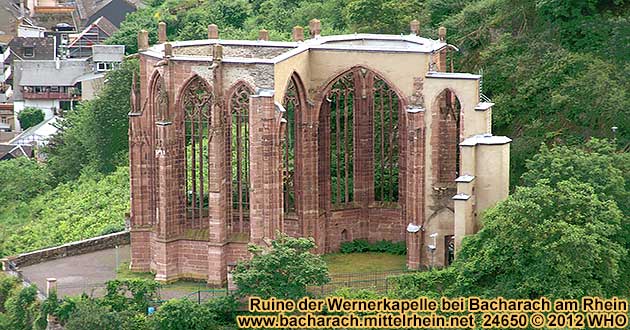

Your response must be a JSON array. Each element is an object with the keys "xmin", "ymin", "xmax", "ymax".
[
  {"xmin": 282, "ymin": 77, "xmax": 299, "ymax": 214},
  {"xmin": 373, "ymin": 76, "xmax": 400, "ymax": 202},
  {"xmin": 229, "ymin": 83, "xmax": 253, "ymax": 232},
  {"xmin": 327, "ymin": 72, "xmax": 354, "ymax": 205},
  {"xmin": 183, "ymin": 77, "xmax": 212, "ymax": 227}
]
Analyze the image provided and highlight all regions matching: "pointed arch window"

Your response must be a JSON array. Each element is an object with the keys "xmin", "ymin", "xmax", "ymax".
[
  {"xmin": 373, "ymin": 76, "xmax": 400, "ymax": 202},
  {"xmin": 229, "ymin": 83, "xmax": 253, "ymax": 232},
  {"xmin": 282, "ymin": 77, "xmax": 300, "ymax": 214},
  {"xmin": 182, "ymin": 77, "xmax": 212, "ymax": 227},
  {"xmin": 327, "ymin": 72, "xmax": 355, "ymax": 205}
]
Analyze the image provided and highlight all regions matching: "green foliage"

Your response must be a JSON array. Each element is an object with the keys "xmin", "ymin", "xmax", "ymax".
[
  {"xmin": 0, "ymin": 167, "xmax": 129, "ymax": 257},
  {"xmin": 103, "ymin": 279, "xmax": 161, "ymax": 313},
  {"xmin": 388, "ymin": 268, "xmax": 457, "ymax": 299},
  {"xmin": 0, "ymin": 158, "xmax": 52, "ymax": 205},
  {"xmin": 45, "ymin": 59, "xmax": 138, "ymax": 183},
  {"xmin": 17, "ymin": 107, "xmax": 44, "ymax": 130},
  {"xmin": 152, "ymin": 298, "xmax": 223, "ymax": 330},
  {"xmin": 4, "ymin": 285, "xmax": 40, "ymax": 330},
  {"xmin": 0, "ymin": 275, "xmax": 19, "ymax": 313},
  {"xmin": 339, "ymin": 239, "xmax": 406, "ymax": 255},
  {"xmin": 64, "ymin": 299, "xmax": 123, "ymax": 330},
  {"xmin": 233, "ymin": 233, "xmax": 330, "ymax": 299}
]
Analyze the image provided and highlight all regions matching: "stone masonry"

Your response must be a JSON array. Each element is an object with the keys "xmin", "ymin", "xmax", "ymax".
[{"xmin": 128, "ymin": 20, "xmax": 512, "ymax": 285}]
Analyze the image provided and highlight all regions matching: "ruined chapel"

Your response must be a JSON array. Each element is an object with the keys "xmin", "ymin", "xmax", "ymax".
[{"xmin": 128, "ymin": 19, "xmax": 511, "ymax": 285}]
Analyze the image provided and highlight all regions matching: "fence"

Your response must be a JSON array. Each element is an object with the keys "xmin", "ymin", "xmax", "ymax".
[
  {"xmin": 171, "ymin": 269, "xmax": 415, "ymax": 304},
  {"xmin": 310, "ymin": 269, "xmax": 411, "ymax": 296}
]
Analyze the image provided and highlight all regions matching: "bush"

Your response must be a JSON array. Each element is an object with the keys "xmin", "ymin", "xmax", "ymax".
[
  {"xmin": 152, "ymin": 298, "xmax": 217, "ymax": 330},
  {"xmin": 233, "ymin": 233, "xmax": 330, "ymax": 299},
  {"xmin": 340, "ymin": 239, "xmax": 406, "ymax": 255},
  {"xmin": 17, "ymin": 107, "xmax": 44, "ymax": 130}
]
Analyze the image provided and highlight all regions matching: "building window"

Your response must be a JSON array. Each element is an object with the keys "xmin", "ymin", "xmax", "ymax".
[
  {"xmin": 327, "ymin": 71, "xmax": 355, "ymax": 205},
  {"xmin": 373, "ymin": 76, "xmax": 400, "ymax": 202},
  {"xmin": 23, "ymin": 47, "xmax": 34, "ymax": 57},
  {"xmin": 229, "ymin": 82, "xmax": 253, "ymax": 233},
  {"xmin": 50, "ymin": 86, "xmax": 59, "ymax": 92},
  {"xmin": 282, "ymin": 77, "xmax": 300, "ymax": 214},
  {"xmin": 182, "ymin": 76, "xmax": 212, "ymax": 227},
  {"xmin": 445, "ymin": 235, "xmax": 455, "ymax": 266},
  {"xmin": 96, "ymin": 62, "xmax": 115, "ymax": 72}
]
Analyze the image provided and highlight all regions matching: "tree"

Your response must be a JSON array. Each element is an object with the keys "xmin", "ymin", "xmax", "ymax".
[
  {"xmin": 45, "ymin": 59, "xmax": 138, "ymax": 182},
  {"xmin": 0, "ymin": 158, "xmax": 52, "ymax": 205},
  {"xmin": 233, "ymin": 233, "xmax": 330, "ymax": 299},
  {"xmin": 17, "ymin": 107, "xmax": 44, "ymax": 130},
  {"xmin": 4, "ymin": 285, "xmax": 40, "ymax": 330},
  {"xmin": 452, "ymin": 180, "xmax": 624, "ymax": 298}
]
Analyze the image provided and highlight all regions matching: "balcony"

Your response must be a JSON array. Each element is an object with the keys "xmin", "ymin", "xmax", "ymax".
[{"xmin": 22, "ymin": 90, "xmax": 79, "ymax": 100}]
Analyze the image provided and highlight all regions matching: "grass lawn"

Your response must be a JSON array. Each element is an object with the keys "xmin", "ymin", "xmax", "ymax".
[
  {"xmin": 117, "ymin": 262, "xmax": 210, "ymax": 297},
  {"xmin": 117, "ymin": 252, "xmax": 406, "ymax": 295},
  {"xmin": 323, "ymin": 252, "xmax": 406, "ymax": 275}
]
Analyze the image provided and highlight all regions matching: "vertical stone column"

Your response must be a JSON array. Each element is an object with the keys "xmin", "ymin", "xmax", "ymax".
[
  {"xmin": 46, "ymin": 278, "xmax": 58, "ymax": 325},
  {"xmin": 437, "ymin": 27, "xmax": 447, "ymax": 72},
  {"xmin": 207, "ymin": 46, "xmax": 228, "ymax": 286},
  {"xmin": 153, "ymin": 51, "xmax": 182, "ymax": 282},
  {"xmin": 129, "ymin": 37, "xmax": 152, "ymax": 272},
  {"xmin": 298, "ymin": 117, "xmax": 322, "ymax": 252},
  {"xmin": 405, "ymin": 106, "xmax": 425, "ymax": 270},
  {"xmin": 249, "ymin": 90, "xmax": 284, "ymax": 244},
  {"xmin": 354, "ymin": 71, "xmax": 373, "ymax": 208}
]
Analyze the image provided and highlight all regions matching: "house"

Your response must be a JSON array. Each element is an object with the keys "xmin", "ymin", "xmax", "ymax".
[
  {"xmin": 0, "ymin": 143, "xmax": 33, "ymax": 160},
  {"xmin": 67, "ymin": 16, "xmax": 117, "ymax": 58},
  {"xmin": 8, "ymin": 115, "xmax": 59, "ymax": 146},
  {"xmin": 10, "ymin": 43, "xmax": 124, "ymax": 130}
]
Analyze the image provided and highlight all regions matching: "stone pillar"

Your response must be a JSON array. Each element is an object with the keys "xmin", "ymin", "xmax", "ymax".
[
  {"xmin": 249, "ymin": 89, "xmax": 284, "ymax": 244},
  {"xmin": 292, "ymin": 26, "xmax": 304, "ymax": 42},
  {"xmin": 410, "ymin": 19, "xmax": 420, "ymax": 36},
  {"xmin": 453, "ymin": 193, "xmax": 474, "ymax": 254},
  {"xmin": 46, "ymin": 278, "xmax": 57, "ymax": 296},
  {"xmin": 137, "ymin": 30, "xmax": 149, "ymax": 51},
  {"xmin": 309, "ymin": 19, "xmax": 321, "ymax": 38},
  {"xmin": 297, "ymin": 117, "xmax": 322, "ymax": 252},
  {"xmin": 437, "ymin": 27, "xmax": 447, "ymax": 72},
  {"xmin": 208, "ymin": 24, "xmax": 219, "ymax": 39},
  {"xmin": 354, "ymin": 70, "xmax": 373, "ymax": 208},
  {"xmin": 46, "ymin": 278, "xmax": 58, "ymax": 324},
  {"xmin": 158, "ymin": 22, "xmax": 167, "ymax": 43},
  {"xmin": 153, "ymin": 58, "xmax": 183, "ymax": 282},
  {"xmin": 258, "ymin": 29, "xmax": 269, "ymax": 41},
  {"xmin": 405, "ymin": 106, "xmax": 425, "ymax": 270},
  {"xmin": 207, "ymin": 47, "xmax": 228, "ymax": 286}
]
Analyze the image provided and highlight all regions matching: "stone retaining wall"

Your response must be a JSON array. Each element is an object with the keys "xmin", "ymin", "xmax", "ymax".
[{"xmin": 7, "ymin": 231, "xmax": 130, "ymax": 268}]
